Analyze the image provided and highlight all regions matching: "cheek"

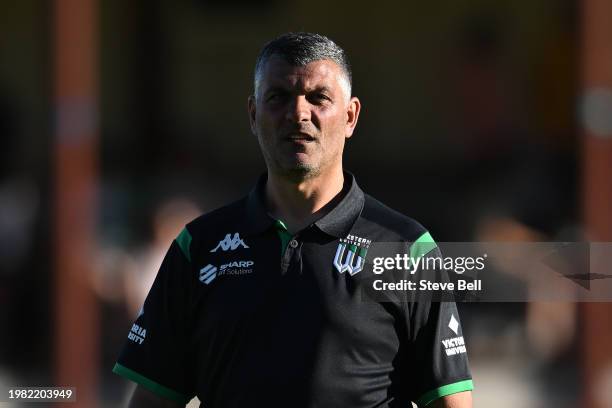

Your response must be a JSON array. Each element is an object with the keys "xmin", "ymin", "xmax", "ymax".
[
  {"xmin": 257, "ymin": 108, "xmax": 283, "ymax": 129},
  {"xmin": 320, "ymin": 110, "xmax": 347, "ymax": 136},
  {"xmin": 316, "ymin": 106, "xmax": 344, "ymax": 127},
  {"xmin": 255, "ymin": 113, "xmax": 273, "ymax": 134}
]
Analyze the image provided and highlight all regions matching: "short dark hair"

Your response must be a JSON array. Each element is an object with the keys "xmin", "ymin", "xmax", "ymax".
[{"xmin": 253, "ymin": 32, "xmax": 352, "ymax": 98}]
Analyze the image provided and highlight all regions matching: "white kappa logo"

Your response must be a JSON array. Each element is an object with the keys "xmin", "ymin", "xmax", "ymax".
[{"xmin": 210, "ymin": 233, "xmax": 249, "ymax": 252}]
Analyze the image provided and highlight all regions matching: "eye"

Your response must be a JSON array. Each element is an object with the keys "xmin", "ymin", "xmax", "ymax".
[
  {"xmin": 266, "ymin": 91, "xmax": 288, "ymax": 103},
  {"xmin": 310, "ymin": 93, "xmax": 331, "ymax": 104}
]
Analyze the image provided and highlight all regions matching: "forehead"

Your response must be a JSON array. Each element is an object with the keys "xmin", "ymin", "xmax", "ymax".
[{"xmin": 259, "ymin": 56, "xmax": 344, "ymax": 91}]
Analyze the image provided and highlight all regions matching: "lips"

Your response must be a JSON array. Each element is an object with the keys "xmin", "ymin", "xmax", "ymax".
[{"xmin": 285, "ymin": 132, "xmax": 315, "ymax": 142}]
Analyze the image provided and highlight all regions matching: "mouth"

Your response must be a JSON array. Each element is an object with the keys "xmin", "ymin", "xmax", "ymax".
[{"xmin": 285, "ymin": 133, "xmax": 316, "ymax": 142}]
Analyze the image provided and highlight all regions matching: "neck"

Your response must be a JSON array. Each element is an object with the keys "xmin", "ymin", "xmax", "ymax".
[{"xmin": 265, "ymin": 165, "xmax": 345, "ymax": 234}]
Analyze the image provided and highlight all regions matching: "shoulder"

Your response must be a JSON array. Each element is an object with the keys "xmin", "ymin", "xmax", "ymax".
[
  {"xmin": 184, "ymin": 197, "xmax": 247, "ymax": 236},
  {"xmin": 173, "ymin": 196, "xmax": 251, "ymax": 263},
  {"xmin": 358, "ymin": 194, "xmax": 432, "ymax": 242}
]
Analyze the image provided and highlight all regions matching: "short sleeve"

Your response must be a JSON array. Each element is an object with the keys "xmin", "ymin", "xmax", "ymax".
[
  {"xmin": 112, "ymin": 227, "xmax": 196, "ymax": 404},
  {"xmin": 405, "ymin": 233, "xmax": 474, "ymax": 406}
]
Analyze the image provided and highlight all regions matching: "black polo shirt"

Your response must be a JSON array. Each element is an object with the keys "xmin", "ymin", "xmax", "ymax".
[{"xmin": 113, "ymin": 173, "xmax": 473, "ymax": 407}]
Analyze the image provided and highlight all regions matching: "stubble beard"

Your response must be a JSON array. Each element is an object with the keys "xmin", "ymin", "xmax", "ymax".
[
  {"xmin": 284, "ymin": 163, "xmax": 321, "ymax": 182},
  {"xmin": 258, "ymin": 133, "xmax": 323, "ymax": 183},
  {"xmin": 267, "ymin": 152, "xmax": 322, "ymax": 183}
]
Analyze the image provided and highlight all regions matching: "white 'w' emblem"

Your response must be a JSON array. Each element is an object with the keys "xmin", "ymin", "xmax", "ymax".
[
  {"xmin": 210, "ymin": 233, "xmax": 249, "ymax": 252},
  {"xmin": 333, "ymin": 242, "xmax": 367, "ymax": 276}
]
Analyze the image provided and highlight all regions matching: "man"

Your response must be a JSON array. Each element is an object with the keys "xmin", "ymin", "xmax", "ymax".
[{"xmin": 113, "ymin": 32, "xmax": 473, "ymax": 407}]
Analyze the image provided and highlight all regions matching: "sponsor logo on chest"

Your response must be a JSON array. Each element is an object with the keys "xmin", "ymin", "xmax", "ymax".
[{"xmin": 199, "ymin": 260, "xmax": 255, "ymax": 284}]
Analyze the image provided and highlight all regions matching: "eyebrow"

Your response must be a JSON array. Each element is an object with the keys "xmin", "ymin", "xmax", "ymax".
[
  {"xmin": 263, "ymin": 86, "xmax": 289, "ymax": 95},
  {"xmin": 309, "ymin": 86, "xmax": 333, "ymax": 95},
  {"xmin": 264, "ymin": 85, "xmax": 333, "ymax": 96}
]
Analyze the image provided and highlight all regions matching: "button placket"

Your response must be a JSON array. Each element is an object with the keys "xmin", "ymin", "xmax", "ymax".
[{"xmin": 281, "ymin": 237, "xmax": 303, "ymax": 275}]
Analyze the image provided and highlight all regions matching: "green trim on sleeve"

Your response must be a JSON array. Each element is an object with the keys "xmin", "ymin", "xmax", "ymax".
[
  {"xmin": 112, "ymin": 363, "xmax": 191, "ymax": 404},
  {"xmin": 175, "ymin": 227, "xmax": 192, "ymax": 262},
  {"xmin": 416, "ymin": 379, "xmax": 474, "ymax": 407},
  {"xmin": 409, "ymin": 231, "xmax": 437, "ymax": 260}
]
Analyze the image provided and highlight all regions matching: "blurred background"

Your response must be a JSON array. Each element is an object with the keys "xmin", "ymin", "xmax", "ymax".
[{"xmin": 1, "ymin": 0, "xmax": 611, "ymax": 407}]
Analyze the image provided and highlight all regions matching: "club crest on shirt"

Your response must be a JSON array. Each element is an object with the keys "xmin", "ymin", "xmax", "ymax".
[{"xmin": 333, "ymin": 234, "xmax": 372, "ymax": 276}]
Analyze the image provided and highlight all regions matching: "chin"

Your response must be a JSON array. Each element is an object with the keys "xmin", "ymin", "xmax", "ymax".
[{"xmin": 278, "ymin": 164, "xmax": 321, "ymax": 182}]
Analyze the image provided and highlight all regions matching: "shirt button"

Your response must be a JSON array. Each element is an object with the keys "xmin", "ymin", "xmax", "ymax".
[{"xmin": 289, "ymin": 239, "xmax": 299, "ymax": 248}]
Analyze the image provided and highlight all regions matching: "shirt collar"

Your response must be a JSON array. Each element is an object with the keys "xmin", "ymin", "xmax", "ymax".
[
  {"xmin": 243, "ymin": 174, "xmax": 276, "ymax": 236},
  {"xmin": 243, "ymin": 172, "xmax": 365, "ymax": 238}
]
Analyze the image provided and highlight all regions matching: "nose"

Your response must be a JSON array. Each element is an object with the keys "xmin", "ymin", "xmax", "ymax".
[{"xmin": 285, "ymin": 95, "xmax": 311, "ymax": 122}]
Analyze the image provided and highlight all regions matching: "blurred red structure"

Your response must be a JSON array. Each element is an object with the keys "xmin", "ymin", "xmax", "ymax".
[
  {"xmin": 53, "ymin": 0, "xmax": 99, "ymax": 406},
  {"xmin": 581, "ymin": 1, "xmax": 612, "ymax": 407}
]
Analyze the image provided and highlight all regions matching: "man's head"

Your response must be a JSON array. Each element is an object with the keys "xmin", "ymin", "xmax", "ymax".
[
  {"xmin": 253, "ymin": 33, "xmax": 353, "ymax": 102},
  {"xmin": 248, "ymin": 32, "xmax": 361, "ymax": 181}
]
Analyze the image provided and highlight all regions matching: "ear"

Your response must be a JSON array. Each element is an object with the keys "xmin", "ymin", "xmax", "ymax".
[
  {"xmin": 248, "ymin": 95, "xmax": 257, "ymax": 135},
  {"xmin": 345, "ymin": 96, "xmax": 361, "ymax": 139}
]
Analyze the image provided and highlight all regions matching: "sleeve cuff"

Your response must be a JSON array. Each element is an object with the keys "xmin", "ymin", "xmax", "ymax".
[
  {"xmin": 416, "ymin": 379, "xmax": 474, "ymax": 407},
  {"xmin": 112, "ymin": 363, "xmax": 191, "ymax": 404}
]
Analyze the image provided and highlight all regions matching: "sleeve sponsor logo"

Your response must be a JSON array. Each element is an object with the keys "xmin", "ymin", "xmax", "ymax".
[
  {"xmin": 441, "ymin": 314, "xmax": 466, "ymax": 356},
  {"xmin": 127, "ymin": 323, "xmax": 146, "ymax": 345},
  {"xmin": 448, "ymin": 314, "xmax": 460, "ymax": 335},
  {"xmin": 442, "ymin": 336, "xmax": 466, "ymax": 356}
]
